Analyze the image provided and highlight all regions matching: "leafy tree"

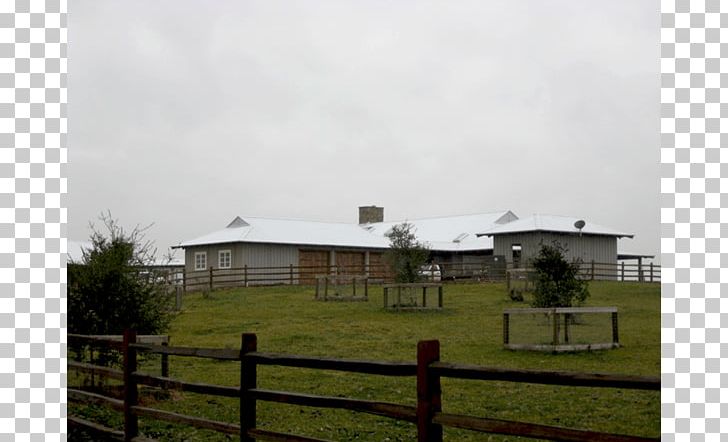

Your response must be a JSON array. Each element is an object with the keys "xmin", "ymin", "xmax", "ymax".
[
  {"xmin": 531, "ymin": 241, "xmax": 589, "ymax": 308},
  {"xmin": 384, "ymin": 222, "xmax": 430, "ymax": 283},
  {"xmin": 68, "ymin": 213, "xmax": 175, "ymax": 335}
]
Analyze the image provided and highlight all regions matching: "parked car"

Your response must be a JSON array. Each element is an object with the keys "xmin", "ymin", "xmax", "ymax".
[{"xmin": 418, "ymin": 264, "xmax": 442, "ymax": 282}]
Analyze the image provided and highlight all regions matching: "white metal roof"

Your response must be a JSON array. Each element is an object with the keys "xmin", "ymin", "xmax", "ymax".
[
  {"xmin": 177, "ymin": 216, "xmax": 391, "ymax": 249},
  {"xmin": 177, "ymin": 211, "xmax": 518, "ymax": 252},
  {"xmin": 477, "ymin": 214, "xmax": 633, "ymax": 238},
  {"xmin": 364, "ymin": 211, "xmax": 518, "ymax": 252}
]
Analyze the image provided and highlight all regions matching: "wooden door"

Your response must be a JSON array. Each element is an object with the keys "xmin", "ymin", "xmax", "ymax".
[
  {"xmin": 299, "ymin": 250, "xmax": 330, "ymax": 285},
  {"xmin": 368, "ymin": 252, "xmax": 390, "ymax": 280},
  {"xmin": 335, "ymin": 252, "xmax": 365, "ymax": 275}
]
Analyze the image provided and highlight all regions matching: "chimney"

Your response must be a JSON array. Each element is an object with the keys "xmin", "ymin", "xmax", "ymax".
[{"xmin": 358, "ymin": 206, "xmax": 384, "ymax": 224}]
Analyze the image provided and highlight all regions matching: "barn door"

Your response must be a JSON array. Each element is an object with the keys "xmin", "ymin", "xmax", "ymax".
[
  {"xmin": 298, "ymin": 250, "xmax": 330, "ymax": 285},
  {"xmin": 335, "ymin": 252, "xmax": 365, "ymax": 275}
]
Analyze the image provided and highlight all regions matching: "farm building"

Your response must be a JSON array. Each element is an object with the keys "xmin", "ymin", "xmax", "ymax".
[
  {"xmin": 477, "ymin": 214, "xmax": 634, "ymax": 279},
  {"xmin": 174, "ymin": 207, "xmax": 517, "ymax": 285},
  {"xmin": 175, "ymin": 215, "xmax": 391, "ymax": 285},
  {"xmin": 174, "ymin": 207, "xmax": 637, "ymax": 285}
]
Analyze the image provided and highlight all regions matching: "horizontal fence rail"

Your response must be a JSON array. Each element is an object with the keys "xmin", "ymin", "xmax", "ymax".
[
  {"xmin": 68, "ymin": 331, "xmax": 659, "ymax": 442},
  {"xmin": 181, "ymin": 260, "xmax": 660, "ymax": 292}
]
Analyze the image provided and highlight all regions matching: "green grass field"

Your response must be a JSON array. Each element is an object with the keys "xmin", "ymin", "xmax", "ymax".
[{"xmin": 71, "ymin": 281, "xmax": 660, "ymax": 441}]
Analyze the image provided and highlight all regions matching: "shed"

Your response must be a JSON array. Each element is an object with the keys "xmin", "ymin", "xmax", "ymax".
[{"xmin": 477, "ymin": 214, "xmax": 633, "ymax": 279}]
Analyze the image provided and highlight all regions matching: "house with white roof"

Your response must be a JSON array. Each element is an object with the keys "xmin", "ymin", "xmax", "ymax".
[
  {"xmin": 174, "ymin": 207, "xmax": 636, "ymax": 284},
  {"xmin": 174, "ymin": 207, "xmax": 518, "ymax": 284}
]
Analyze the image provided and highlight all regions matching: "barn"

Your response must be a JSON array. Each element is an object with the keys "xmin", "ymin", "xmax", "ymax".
[
  {"xmin": 477, "ymin": 214, "xmax": 634, "ymax": 279},
  {"xmin": 175, "ymin": 215, "xmax": 391, "ymax": 285},
  {"xmin": 174, "ymin": 207, "xmax": 518, "ymax": 284},
  {"xmin": 175, "ymin": 208, "xmax": 637, "ymax": 285}
]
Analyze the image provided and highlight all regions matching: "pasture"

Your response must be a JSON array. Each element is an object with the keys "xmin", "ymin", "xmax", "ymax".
[{"xmin": 71, "ymin": 281, "xmax": 660, "ymax": 441}]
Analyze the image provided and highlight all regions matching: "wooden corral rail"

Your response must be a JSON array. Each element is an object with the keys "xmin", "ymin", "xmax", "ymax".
[
  {"xmin": 314, "ymin": 275, "xmax": 369, "ymax": 301},
  {"xmin": 181, "ymin": 261, "xmax": 660, "ymax": 292},
  {"xmin": 383, "ymin": 283, "xmax": 444, "ymax": 310},
  {"xmin": 503, "ymin": 307, "xmax": 620, "ymax": 352},
  {"xmin": 68, "ymin": 334, "xmax": 170, "ymax": 378},
  {"xmin": 68, "ymin": 331, "xmax": 659, "ymax": 442},
  {"xmin": 183, "ymin": 264, "xmax": 393, "ymax": 292},
  {"xmin": 576, "ymin": 261, "xmax": 661, "ymax": 282}
]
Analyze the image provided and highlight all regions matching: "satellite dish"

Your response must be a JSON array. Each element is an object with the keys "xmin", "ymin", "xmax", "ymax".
[{"xmin": 574, "ymin": 220, "xmax": 585, "ymax": 236}]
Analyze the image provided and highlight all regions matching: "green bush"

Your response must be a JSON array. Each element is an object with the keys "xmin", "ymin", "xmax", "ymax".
[
  {"xmin": 384, "ymin": 222, "xmax": 430, "ymax": 283},
  {"xmin": 68, "ymin": 214, "xmax": 175, "ymax": 335}
]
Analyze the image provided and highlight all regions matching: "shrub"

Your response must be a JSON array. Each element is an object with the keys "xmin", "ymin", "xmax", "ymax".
[
  {"xmin": 531, "ymin": 241, "xmax": 589, "ymax": 308},
  {"xmin": 68, "ymin": 213, "xmax": 175, "ymax": 336},
  {"xmin": 384, "ymin": 222, "xmax": 430, "ymax": 283}
]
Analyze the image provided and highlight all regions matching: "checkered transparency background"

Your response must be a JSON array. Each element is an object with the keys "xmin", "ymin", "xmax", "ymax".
[
  {"xmin": 1, "ymin": 0, "xmax": 66, "ymax": 440},
  {"xmin": 661, "ymin": 0, "xmax": 726, "ymax": 439},
  {"xmin": 0, "ymin": 0, "xmax": 721, "ymax": 440}
]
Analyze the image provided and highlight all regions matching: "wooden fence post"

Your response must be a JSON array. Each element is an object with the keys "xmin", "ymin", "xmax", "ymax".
[
  {"xmin": 417, "ymin": 340, "xmax": 442, "ymax": 442},
  {"xmin": 503, "ymin": 313, "xmax": 510, "ymax": 345},
  {"xmin": 621, "ymin": 262, "xmax": 625, "ymax": 282},
  {"xmin": 650, "ymin": 262, "xmax": 654, "ymax": 283},
  {"xmin": 182, "ymin": 268, "xmax": 187, "ymax": 294},
  {"xmin": 638, "ymin": 258, "xmax": 643, "ymax": 282},
  {"xmin": 123, "ymin": 329, "xmax": 138, "ymax": 442},
  {"xmin": 289, "ymin": 264, "xmax": 294, "ymax": 285},
  {"xmin": 552, "ymin": 311, "xmax": 560, "ymax": 346},
  {"xmin": 240, "ymin": 333, "xmax": 258, "ymax": 441},
  {"xmin": 208, "ymin": 267, "xmax": 213, "ymax": 292},
  {"xmin": 612, "ymin": 312, "xmax": 619, "ymax": 345},
  {"xmin": 590, "ymin": 260, "xmax": 595, "ymax": 281},
  {"xmin": 161, "ymin": 338, "xmax": 169, "ymax": 379},
  {"xmin": 244, "ymin": 265, "xmax": 248, "ymax": 287}
]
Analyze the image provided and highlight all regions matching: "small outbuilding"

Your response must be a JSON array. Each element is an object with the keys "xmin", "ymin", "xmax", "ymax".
[{"xmin": 477, "ymin": 214, "xmax": 634, "ymax": 280}]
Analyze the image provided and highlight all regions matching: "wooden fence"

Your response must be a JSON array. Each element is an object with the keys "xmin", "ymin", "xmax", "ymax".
[
  {"xmin": 181, "ymin": 261, "xmax": 660, "ymax": 292},
  {"xmin": 69, "ymin": 331, "xmax": 660, "ymax": 442}
]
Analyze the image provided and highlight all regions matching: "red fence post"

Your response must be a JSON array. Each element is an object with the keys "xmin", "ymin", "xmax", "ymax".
[
  {"xmin": 123, "ymin": 329, "xmax": 138, "ymax": 442},
  {"xmin": 240, "ymin": 333, "xmax": 258, "ymax": 441},
  {"xmin": 417, "ymin": 340, "xmax": 442, "ymax": 442}
]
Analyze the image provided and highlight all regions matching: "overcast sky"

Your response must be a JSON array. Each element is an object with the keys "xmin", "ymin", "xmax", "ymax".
[{"xmin": 68, "ymin": 1, "xmax": 658, "ymax": 259}]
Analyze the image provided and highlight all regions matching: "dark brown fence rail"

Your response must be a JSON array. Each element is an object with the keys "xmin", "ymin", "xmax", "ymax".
[
  {"xmin": 181, "ymin": 261, "xmax": 660, "ymax": 292},
  {"xmin": 69, "ymin": 331, "xmax": 659, "ymax": 442}
]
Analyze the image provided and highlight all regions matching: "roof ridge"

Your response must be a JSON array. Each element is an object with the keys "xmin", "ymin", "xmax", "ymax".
[
  {"xmin": 379, "ymin": 210, "xmax": 514, "ymax": 224},
  {"xmin": 238, "ymin": 215, "xmax": 357, "ymax": 226}
]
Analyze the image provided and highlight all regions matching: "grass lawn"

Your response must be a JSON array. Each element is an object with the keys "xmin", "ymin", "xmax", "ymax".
[{"xmin": 71, "ymin": 281, "xmax": 660, "ymax": 441}]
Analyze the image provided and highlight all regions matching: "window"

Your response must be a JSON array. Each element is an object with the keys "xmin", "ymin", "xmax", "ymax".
[
  {"xmin": 218, "ymin": 250, "xmax": 232, "ymax": 269},
  {"xmin": 194, "ymin": 252, "xmax": 207, "ymax": 271}
]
